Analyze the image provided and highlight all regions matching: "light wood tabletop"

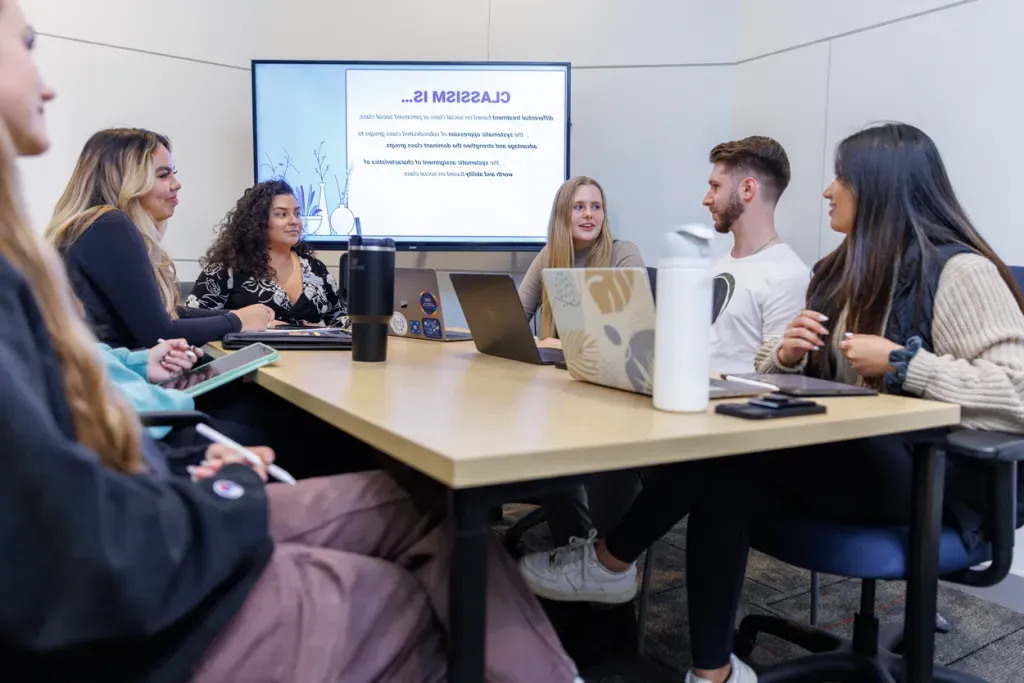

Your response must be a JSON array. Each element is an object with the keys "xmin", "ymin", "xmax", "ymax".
[{"xmin": 208, "ymin": 339, "xmax": 961, "ymax": 488}]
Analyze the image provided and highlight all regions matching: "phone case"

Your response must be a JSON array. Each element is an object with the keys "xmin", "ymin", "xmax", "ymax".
[
  {"xmin": 163, "ymin": 344, "xmax": 280, "ymax": 397},
  {"xmin": 716, "ymin": 402, "xmax": 826, "ymax": 420}
]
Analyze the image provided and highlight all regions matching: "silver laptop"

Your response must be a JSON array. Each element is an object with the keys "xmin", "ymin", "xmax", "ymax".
[
  {"xmin": 540, "ymin": 267, "xmax": 762, "ymax": 399},
  {"xmin": 388, "ymin": 268, "xmax": 472, "ymax": 342}
]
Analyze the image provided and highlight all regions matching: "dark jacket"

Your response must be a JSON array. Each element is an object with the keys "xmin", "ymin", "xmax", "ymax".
[
  {"xmin": 58, "ymin": 210, "xmax": 242, "ymax": 348},
  {"xmin": 882, "ymin": 239, "xmax": 973, "ymax": 379},
  {"xmin": 0, "ymin": 254, "xmax": 272, "ymax": 682}
]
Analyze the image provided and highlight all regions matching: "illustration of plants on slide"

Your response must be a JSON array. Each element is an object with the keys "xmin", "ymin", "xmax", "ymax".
[
  {"xmin": 295, "ymin": 184, "xmax": 322, "ymax": 235},
  {"xmin": 259, "ymin": 143, "xmax": 357, "ymax": 237},
  {"xmin": 259, "ymin": 148, "xmax": 298, "ymax": 181}
]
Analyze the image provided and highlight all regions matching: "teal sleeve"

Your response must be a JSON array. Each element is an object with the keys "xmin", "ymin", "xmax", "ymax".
[
  {"xmin": 123, "ymin": 349, "xmax": 150, "ymax": 379},
  {"xmin": 97, "ymin": 345, "xmax": 194, "ymax": 440},
  {"xmin": 98, "ymin": 343, "xmax": 150, "ymax": 380}
]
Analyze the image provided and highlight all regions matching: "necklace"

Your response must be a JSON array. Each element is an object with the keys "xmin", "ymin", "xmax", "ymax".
[{"xmin": 752, "ymin": 234, "xmax": 780, "ymax": 255}]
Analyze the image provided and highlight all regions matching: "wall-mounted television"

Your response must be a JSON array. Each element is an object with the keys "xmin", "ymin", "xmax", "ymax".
[{"xmin": 251, "ymin": 60, "xmax": 571, "ymax": 251}]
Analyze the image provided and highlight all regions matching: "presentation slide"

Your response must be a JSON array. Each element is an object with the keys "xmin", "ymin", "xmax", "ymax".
[{"xmin": 253, "ymin": 62, "xmax": 569, "ymax": 246}]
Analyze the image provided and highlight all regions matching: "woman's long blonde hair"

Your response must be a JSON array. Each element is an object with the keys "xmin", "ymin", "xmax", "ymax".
[
  {"xmin": 44, "ymin": 128, "xmax": 179, "ymax": 314},
  {"xmin": 539, "ymin": 176, "xmax": 613, "ymax": 338},
  {"xmin": 0, "ymin": 124, "xmax": 142, "ymax": 474}
]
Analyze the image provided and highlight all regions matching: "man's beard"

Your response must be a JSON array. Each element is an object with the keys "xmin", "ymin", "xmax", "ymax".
[{"xmin": 712, "ymin": 191, "xmax": 744, "ymax": 234}]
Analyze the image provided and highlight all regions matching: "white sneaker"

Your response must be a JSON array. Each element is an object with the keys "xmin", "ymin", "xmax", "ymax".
[
  {"xmin": 685, "ymin": 655, "xmax": 757, "ymax": 683},
  {"xmin": 518, "ymin": 529, "xmax": 638, "ymax": 604}
]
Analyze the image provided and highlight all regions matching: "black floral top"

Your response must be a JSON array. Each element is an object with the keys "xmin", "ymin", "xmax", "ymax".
[{"xmin": 185, "ymin": 255, "xmax": 350, "ymax": 329}]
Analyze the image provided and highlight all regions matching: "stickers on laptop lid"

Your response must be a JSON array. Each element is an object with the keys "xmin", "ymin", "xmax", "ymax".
[
  {"xmin": 390, "ymin": 311, "xmax": 408, "ymax": 336},
  {"xmin": 409, "ymin": 319, "xmax": 422, "ymax": 336},
  {"xmin": 422, "ymin": 317, "xmax": 442, "ymax": 339},
  {"xmin": 419, "ymin": 290, "xmax": 439, "ymax": 317}
]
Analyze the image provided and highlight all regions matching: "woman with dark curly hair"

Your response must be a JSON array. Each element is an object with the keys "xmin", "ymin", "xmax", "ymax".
[{"xmin": 187, "ymin": 180, "xmax": 349, "ymax": 329}]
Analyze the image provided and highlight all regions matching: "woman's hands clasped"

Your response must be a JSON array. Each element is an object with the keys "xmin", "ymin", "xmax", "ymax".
[{"xmin": 777, "ymin": 310, "xmax": 902, "ymax": 378}]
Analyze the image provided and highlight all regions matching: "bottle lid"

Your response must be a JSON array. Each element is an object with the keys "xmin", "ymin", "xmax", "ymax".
[
  {"xmin": 658, "ymin": 224, "xmax": 713, "ymax": 266},
  {"xmin": 348, "ymin": 236, "xmax": 395, "ymax": 252}
]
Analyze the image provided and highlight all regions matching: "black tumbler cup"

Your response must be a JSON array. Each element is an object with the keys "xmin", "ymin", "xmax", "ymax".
[{"xmin": 346, "ymin": 236, "xmax": 395, "ymax": 362}]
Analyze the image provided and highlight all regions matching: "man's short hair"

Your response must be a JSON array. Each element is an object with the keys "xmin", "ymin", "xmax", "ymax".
[{"xmin": 709, "ymin": 136, "xmax": 791, "ymax": 204}]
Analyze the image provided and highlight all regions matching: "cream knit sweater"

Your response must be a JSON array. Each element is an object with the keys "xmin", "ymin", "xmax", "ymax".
[{"xmin": 754, "ymin": 254, "xmax": 1024, "ymax": 432}]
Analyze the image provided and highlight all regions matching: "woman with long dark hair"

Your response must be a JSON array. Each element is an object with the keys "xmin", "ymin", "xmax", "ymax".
[
  {"xmin": 520, "ymin": 123, "xmax": 1024, "ymax": 683},
  {"xmin": 187, "ymin": 180, "xmax": 348, "ymax": 328}
]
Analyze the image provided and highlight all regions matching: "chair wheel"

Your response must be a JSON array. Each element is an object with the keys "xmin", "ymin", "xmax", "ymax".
[
  {"xmin": 733, "ymin": 629, "xmax": 756, "ymax": 658},
  {"xmin": 936, "ymin": 613, "xmax": 952, "ymax": 634}
]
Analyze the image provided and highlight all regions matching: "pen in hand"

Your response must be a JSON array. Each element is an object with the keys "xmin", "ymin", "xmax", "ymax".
[
  {"xmin": 157, "ymin": 338, "xmax": 198, "ymax": 362},
  {"xmin": 194, "ymin": 423, "xmax": 297, "ymax": 485}
]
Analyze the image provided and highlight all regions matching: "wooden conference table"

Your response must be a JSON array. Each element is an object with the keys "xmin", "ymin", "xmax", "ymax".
[{"xmin": 208, "ymin": 338, "xmax": 961, "ymax": 683}]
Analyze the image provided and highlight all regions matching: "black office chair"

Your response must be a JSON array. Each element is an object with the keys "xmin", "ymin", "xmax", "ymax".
[{"xmin": 178, "ymin": 280, "xmax": 195, "ymax": 300}]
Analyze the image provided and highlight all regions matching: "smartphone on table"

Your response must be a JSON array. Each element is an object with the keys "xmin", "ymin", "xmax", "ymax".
[{"xmin": 715, "ymin": 394, "xmax": 827, "ymax": 420}]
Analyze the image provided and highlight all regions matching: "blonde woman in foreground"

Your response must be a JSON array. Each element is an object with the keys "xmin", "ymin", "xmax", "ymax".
[
  {"xmin": 45, "ymin": 127, "xmax": 273, "ymax": 348},
  {"xmin": 0, "ymin": 1, "xmax": 584, "ymax": 681}
]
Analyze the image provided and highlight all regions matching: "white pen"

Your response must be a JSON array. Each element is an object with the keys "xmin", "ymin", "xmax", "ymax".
[
  {"xmin": 195, "ymin": 423, "xmax": 297, "ymax": 485},
  {"xmin": 721, "ymin": 374, "xmax": 780, "ymax": 392},
  {"xmin": 157, "ymin": 338, "xmax": 198, "ymax": 362}
]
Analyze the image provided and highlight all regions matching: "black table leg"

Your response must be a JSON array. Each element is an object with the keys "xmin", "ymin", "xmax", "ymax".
[
  {"xmin": 904, "ymin": 443, "xmax": 946, "ymax": 683},
  {"xmin": 447, "ymin": 488, "xmax": 490, "ymax": 683}
]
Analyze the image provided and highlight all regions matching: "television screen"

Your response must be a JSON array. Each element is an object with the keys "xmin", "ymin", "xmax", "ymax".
[{"xmin": 251, "ymin": 60, "xmax": 570, "ymax": 250}]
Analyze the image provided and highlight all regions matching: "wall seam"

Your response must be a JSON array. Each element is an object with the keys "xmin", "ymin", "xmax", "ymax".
[
  {"xmin": 486, "ymin": 0, "xmax": 493, "ymax": 61},
  {"xmin": 41, "ymin": 0, "xmax": 981, "ymax": 71},
  {"xmin": 735, "ymin": 0, "xmax": 980, "ymax": 65},
  {"xmin": 37, "ymin": 33, "xmax": 249, "ymax": 71},
  {"xmin": 816, "ymin": 41, "xmax": 833, "ymax": 260}
]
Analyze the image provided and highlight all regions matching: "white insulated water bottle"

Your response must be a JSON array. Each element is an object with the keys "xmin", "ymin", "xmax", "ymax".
[{"xmin": 653, "ymin": 224, "xmax": 714, "ymax": 413}]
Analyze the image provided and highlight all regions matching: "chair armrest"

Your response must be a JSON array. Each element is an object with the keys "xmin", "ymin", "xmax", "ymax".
[
  {"xmin": 945, "ymin": 430, "xmax": 1024, "ymax": 462},
  {"xmin": 138, "ymin": 410, "xmax": 212, "ymax": 429},
  {"xmin": 938, "ymin": 430, "xmax": 1021, "ymax": 588}
]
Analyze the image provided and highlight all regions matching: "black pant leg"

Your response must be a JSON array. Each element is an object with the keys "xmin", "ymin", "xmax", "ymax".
[{"xmin": 685, "ymin": 432, "xmax": 941, "ymax": 670}]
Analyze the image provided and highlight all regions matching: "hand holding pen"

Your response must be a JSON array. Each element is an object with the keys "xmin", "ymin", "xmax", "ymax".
[{"xmin": 188, "ymin": 423, "xmax": 297, "ymax": 485}]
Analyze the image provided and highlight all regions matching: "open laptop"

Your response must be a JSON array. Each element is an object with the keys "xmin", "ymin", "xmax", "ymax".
[
  {"xmin": 449, "ymin": 273, "xmax": 564, "ymax": 366},
  {"xmin": 389, "ymin": 268, "xmax": 472, "ymax": 342},
  {"xmin": 540, "ymin": 267, "xmax": 762, "ymax": 399}
]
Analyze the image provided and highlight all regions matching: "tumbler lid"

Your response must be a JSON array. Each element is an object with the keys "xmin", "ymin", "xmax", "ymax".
[{"xmin": 348, "ymin": 236, "xmax": 395, "ymax": 252}]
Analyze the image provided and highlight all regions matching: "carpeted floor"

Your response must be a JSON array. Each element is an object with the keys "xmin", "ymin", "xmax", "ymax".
[{"xmin": 497, "ymin": 506, "xmax": 1024, "ymax": 683}]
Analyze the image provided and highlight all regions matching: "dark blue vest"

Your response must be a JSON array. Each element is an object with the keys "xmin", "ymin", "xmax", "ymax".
[{"xmin": 881, "ymin": 239, "xmax": 973, "ymax": 395}]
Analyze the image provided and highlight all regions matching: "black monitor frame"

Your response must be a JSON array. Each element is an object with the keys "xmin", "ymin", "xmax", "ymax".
[{"xmin": 250, "ymin": 59, "xmax": 571, "ymax": 252}]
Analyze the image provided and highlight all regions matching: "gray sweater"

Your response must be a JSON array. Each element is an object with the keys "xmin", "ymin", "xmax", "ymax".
[{"xmin": 517, "ymin": 240, "xmax": 645, "ymax": 321}]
